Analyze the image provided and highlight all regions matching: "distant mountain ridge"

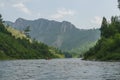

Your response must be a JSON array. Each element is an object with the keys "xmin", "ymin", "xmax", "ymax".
[
  {"xmin": 5, "ymin": 18, "xmax": 100, "ymax": 51},
  {"xmin": 0, "ymin": 21, "xmax": 64, "ymax": 60}
]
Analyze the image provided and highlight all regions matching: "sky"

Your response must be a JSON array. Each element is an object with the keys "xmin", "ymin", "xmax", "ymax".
[{"xmin": 0, "ymin": 0, "xmax": 119, "ymax": 29}]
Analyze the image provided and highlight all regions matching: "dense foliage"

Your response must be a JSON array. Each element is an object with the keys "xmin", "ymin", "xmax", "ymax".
[
  {"xmin": 70, "ymin": 41, "xmax": 97, "ymax": 58},
  {"xmin": 0, "ymin": 15, "xmax": 64, "ymax": 60},
  {"xmin": 84, "ymin": 16, "xmax": 120, "ymax": 61}
]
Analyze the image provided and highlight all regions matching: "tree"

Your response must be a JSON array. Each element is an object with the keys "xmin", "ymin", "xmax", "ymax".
[
  {"xmin": 118, "ymin": 0, "xmax": 120, "ymax": 9},
  {"xmin": 100, "ymin": 17, "xmax": 108, "ymax": 37},
  {"xmin": 0, "ymin": 14, "xmax": 3, "ymax": 23},
  {"xmin": 0, "ymin": 14, "xmax": 9, "ymax": 34},
  {"xmin": 83, "ymin": 0, "xmax": 120, "ymax": 61},
  {"xmin": 24, "ymin": 26, "xmax": 31, "ymax": 38}
]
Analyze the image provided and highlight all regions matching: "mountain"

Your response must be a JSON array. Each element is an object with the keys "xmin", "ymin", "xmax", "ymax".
[
  {"xmin": 0, "ymin": 21, "xmax": 64, "ymax": 60},
  {"xmin": 84, "ymin": 16, "xmax": 120, "ymax": 61},
  {"xmin": 5, "ymin": 18, "xmax": 100, "ymax": 53}
]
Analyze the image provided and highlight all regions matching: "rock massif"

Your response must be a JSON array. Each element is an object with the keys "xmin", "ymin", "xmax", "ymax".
[{"xmin": 6, "ymin": 18, "xmax": 100, "ymax": 51}]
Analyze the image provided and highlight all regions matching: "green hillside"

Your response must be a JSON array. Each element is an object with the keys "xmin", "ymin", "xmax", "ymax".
[
  {"xmin": 6, "ymin": 26, "xmax": 27, "ymax": 39},
  {"xmin": 69, "ymin": 41, "xmax": 97, "ymax": 58},
  {"xmin": 84, "ymin": 16, "xmax": 120, "ymax": 61},
  {"xmin": 0, "ymin": 15, "xmax": 64, "ymax": 60},
  {"xmin": 5, "ymin": 18, "xmax": 100, "ymax": 52}
]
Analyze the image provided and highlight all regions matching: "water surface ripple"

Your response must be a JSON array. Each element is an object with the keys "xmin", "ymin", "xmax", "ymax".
[{"xmin": 0, "ymin": 58, "xmax": 120, "ymax": 80}]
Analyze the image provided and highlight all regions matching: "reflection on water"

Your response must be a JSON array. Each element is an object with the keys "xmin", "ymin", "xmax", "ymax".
[{"xmin": 0, "ymin": 58, "xmax": 120, "ymax": 80}]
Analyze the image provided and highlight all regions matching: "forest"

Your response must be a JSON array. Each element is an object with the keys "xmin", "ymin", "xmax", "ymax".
[
  {"xmin": 84, "ymin": 16, "xmax": 120, "ymax": 61},
  {"xmin": 0, "ymin": 15, "xmax": 64, "ymax": 60}
]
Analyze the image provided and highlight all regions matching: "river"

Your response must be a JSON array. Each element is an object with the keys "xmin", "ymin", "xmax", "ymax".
[{"xmin": 0, "ymin": 58, "xmax": 120, "ymax": 80}]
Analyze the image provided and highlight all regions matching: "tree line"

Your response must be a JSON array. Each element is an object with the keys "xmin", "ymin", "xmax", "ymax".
[
  {"xmin": 83, "ymin": 0, "xmax": 120, "ymax": 61},
  {"xmin": 0, "ymin": 15, "xmax": 64, "ymax": 60}
]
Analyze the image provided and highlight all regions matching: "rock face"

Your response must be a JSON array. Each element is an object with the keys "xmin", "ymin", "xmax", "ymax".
[{"xmin": 5, "ymin": 18, "xmax": 100, "ymax": 51}]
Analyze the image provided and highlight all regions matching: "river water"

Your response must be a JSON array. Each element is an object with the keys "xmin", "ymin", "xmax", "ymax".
[{"xmin": 0, "ymin": 58, "xmax": 120, "ymax": 80}]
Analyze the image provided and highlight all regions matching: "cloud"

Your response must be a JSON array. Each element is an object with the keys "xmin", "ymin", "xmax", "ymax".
[
  {"xmin": 51, "ymin": 8, "xmax": 75, "ymax": 19},
  {"xmin": 0, "ymin": 3, "xmax": 5, "ymax": 8},
  {"xmin": 12, "ymin": 3, "xmax": 31, "ymax": 15},
  {"xmin": 91, "ymin": 16, "xmax": 102, "ymax": 26},
  {"xmin": 1, "ymin": 0, "xmax": 30, "ymax": 4}
]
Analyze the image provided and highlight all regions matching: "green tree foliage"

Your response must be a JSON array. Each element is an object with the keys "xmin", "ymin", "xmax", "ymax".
[
  {"xmin": 100, "ymin": 17, "xmax": 108, "ymax": 38},
  {"xmin": 0, "ymin": 15, "xmax": 64, "ymax": 60},
  {"xmin": 0, "ymin": 14, "xmax": 3, "ymax": 23},
  {"xmin": 0, "ymin": 15, "xmax": 10, "ymax": 34},
  {"xmin": 84, "ymin": 16, "xmax": 120, "ymax": 61},
  {"xmin": 24, "ymin": 26, "xmax": 30, "ymax": 38},
  {"xmin": 118, "ymin": 0, "xmax": 120, "ymax": 9}
]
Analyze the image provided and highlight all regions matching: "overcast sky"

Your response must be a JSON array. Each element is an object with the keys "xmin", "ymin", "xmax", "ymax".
[{"xmin": 0, "ymin": 0, "xmax": 119, "ymax": 29}]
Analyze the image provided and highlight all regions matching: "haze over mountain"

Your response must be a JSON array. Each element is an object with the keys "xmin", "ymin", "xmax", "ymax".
[
  {"xmin": 0, "ymin": 20, "xmax": 64, "ymax": 60},
  {"xmin": 6, "ymin": 18, "xmax": 100, "ymax": 52}
]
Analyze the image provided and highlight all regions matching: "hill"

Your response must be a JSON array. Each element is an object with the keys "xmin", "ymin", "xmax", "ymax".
[
  {"xmin": 5, "ymin": 18, "xmax": 100, "ymax": 56},
  {"xmin": 84, "ymin": 16, "xmax": 120, "ymax": 61},
  {"xmin": 0, "ymin": 17, "xmax": 64, "ymax": 60}
]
